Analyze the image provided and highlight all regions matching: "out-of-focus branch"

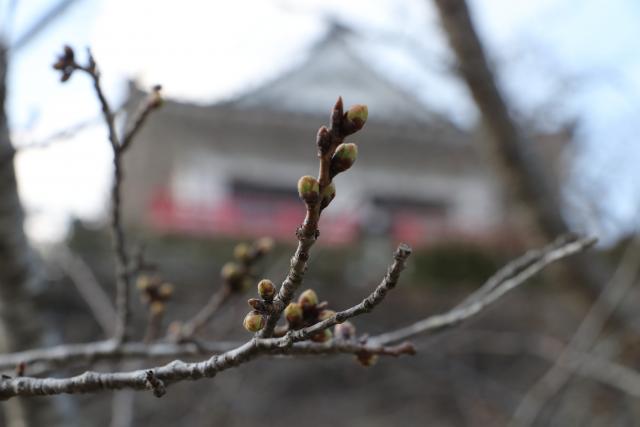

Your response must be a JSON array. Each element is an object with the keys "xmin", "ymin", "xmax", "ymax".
[
  {"xmin": 174, "ymin": 287, "xmax": 232, "ymax": 339},
  {"xmin": 171, "ymin": 238, "xmax": 274, "ymax": 341},
  {"xmin": 373, "ymin": 235, "xmax": 596, "ymax": 345},
  {"xmin": 260, "ymin": 97, "xmax": 365, "ymax": 337},
  {"xmin": 0, "ymin": 41, "xmax": 41, "ymax": 427},
  {"xmin": 10, "ymin": 0, "xmax": 80, "ymax": 52},
  {"xmin": 442, "ymin": 330, "xmax": 640, "ymax": 401},
  {"xmin": 51, "ymin": 245, "xmax": 116, "ymax": 337},
  {"xmin": 120, "ymin": 85, "xmax": 162, "ymax": 153},
  {"xmin": 53, "ymin": 46, "xmax": 163, "ymax": 343},
  {"xmin": 511, "ymin": 234, "xmax": 640, "ymax": 426},
  {"xmin": 14, "ymin": 107, "xmax": 125, "ymax": 151},
  {"xmin": 0, "ymin": 235, "xmax": 594, "ymax": 394},
  {"xmin": 0, "ymin": 244, "xmax": 412, "ymax": 399},
  {"xmin": 430, "ymin": 0, "xmax": 617, "ymax": 309}
]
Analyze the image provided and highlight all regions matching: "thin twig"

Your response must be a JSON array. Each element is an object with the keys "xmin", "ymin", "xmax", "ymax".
[
  {"xmin": 460, "ymin": 235, "xmax": 577, "ymax": 306},
  {"xmin": 71, "ymin": 53, "xmax": 129, "ymax": 343},
  {"xmin": 176, "ymin": 287, "xmax": 232, "ymax": 340},
  {"xmin": 441, "ymin": 330, "xmax": 640, "ymax": 401},
  {"xmin": 64, "ymin": 50, "xmax": 162, "ymax": 344},
  {"xmin": 511, "ymin": 234, "xmax": 640, "ymax": 426},
  {"xmin": 285, "ymin": 243, "xmax": 412, "ymax": 342},
  {"xmin": 50, "ymin": 245, "xmax": 116, "ymax": 337},
  {"xmin": 260, "ymin": 97, "xmax": 356, "ymax": 337},
  {"xmin": 14, "ymin": 109, "xmax": 121, "ymax": 151},
  {"xmin": 0, "ymin": 236, "xmax": 593, "ymax": 376},
  {"xmin": 372, "ymin": 235, "xmax": 597, "ymax": 346},
  {"xmin": 0, "ymin": 245, "xmax": 412, "ymax": 399}
]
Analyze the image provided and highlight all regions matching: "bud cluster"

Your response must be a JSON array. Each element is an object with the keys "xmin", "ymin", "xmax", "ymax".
[
  {"xmin": 222, "ymin": 237, "xmax": 274, "ymax": 293},
  {"xmin": 52, "ymin": 45, "xmax": 77, "ymax": 82},
  {"xmin": 242, "ymin": 278, "xmax": 277, "ymax": 333},
  {"xmin": 283, "ymin": 289, "xmax": 336, "ymax": 343},
  {"xmin": 137, "ymin": 274, "xmax": 174, "ymax": 315},
  {"xmin": 301, "ymin": 99, "xmax": 367, "ymax": 212}
]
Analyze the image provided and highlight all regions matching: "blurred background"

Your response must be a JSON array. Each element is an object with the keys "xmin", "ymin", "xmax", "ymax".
[{"xmin": 1, "ymin": 0, "xmax": 639, "ymax": 426}]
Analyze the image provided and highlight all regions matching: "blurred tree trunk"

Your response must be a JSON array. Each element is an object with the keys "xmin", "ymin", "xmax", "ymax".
[
  {"xmin": 430, "ymin": 0, "xmax": 634, "ymax": 316},
  {"xmin": 0, "ymin": 43, "xmax": 42, "ymax": 427}
]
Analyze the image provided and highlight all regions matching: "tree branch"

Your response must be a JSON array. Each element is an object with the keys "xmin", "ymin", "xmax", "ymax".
[
  {"xmin": 259, "ymin": 97, "xmax": 364, "ymax": 337},
  {"xmin": 0, "ymin": 235, "xmax": 596, "ymax": 399},
  {"xmin": 54, "ymin": 47, "xmax": 163, "ymax": 343},
  {"xmin": 511, "ymin": 233, "xmax": 640, "ymax": 426},
  {"xmin": 430, "ymin": 0, "xmax": 620, "ymax": 317},
  {"xmin": 50, "ymin": 245, "xmax": 116, "ymax": 337},
  {"xmin": 0, "ymin": 244, "xmax": 410, "ymax": 399},
  {"xmin": 372, "ymin": 235, "xmax": 597, "ymax": 345}
]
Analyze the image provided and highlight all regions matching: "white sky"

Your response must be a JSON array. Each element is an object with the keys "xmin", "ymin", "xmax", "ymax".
[{"xmin": 2, "ymin": 0, "xmax": 639, "ymax": 243}]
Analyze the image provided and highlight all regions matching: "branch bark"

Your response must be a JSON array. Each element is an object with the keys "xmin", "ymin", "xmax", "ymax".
[
  {"xmin": 372, "ymin": 235, "xmax": 596, "ymax": 345},
  {"xmin": 0, "ymin": 245, "xmax": 412, "ymax": 399},
  {"xmin": 0, "ymin": 236, "xmax": 594, "ymax": 399}
]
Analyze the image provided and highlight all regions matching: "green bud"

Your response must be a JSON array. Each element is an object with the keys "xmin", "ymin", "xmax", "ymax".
[
  {"xmin": 136, "ymin": 275, "xmax": 152, "ymax": 291},
  {"xmin": 297, "ymin": 175, "xmax": 320, "ymax": 205},
  {"xmin": 243, "ymin": 310, "xmax": 265, "ymax": 333},
  {"xmin": 298, "ymin": 289, "xmax": 318, "ymax": 309},
  {"xmin": 254, "ymin": 237, "xmax": 274, "ymax": 255},
  {"xmin": 346, "ymin": 104, "xmax": 368, "ymax": 130},
  {"xmin": 221, "ymin": 262, "xmax": 244, "ymax": 291},
  {"xmin": 150, "ymin": 301, "xmax": 165, "ymax": 315},
  {"xmin": 233, "ymin": 243, "xmax": 251, "ymax": 262},
  {"xmin": 311, "ymin": 328, "xmax": 333, "ymax": 343},
  {"xmin": 221, "ymin": 262, "xmax": 241, "ymax": 281},
  {"xmin": 330, "ymin": 143, "xmax": 358, "ymax": 176},
  {"xmin": 320, "ymin": 182, "xmax": 336, "ymax": 210},
  {"xmin": 158, "ymin": 283, "xmax": 174, "ymax": 299},
  {"xmin": 284, "ymin": 302, "xmax": 303, "ymax": 326},
  {"xmin": 257, "ymin": 279, "xmax": 276, "ymax": 300}
]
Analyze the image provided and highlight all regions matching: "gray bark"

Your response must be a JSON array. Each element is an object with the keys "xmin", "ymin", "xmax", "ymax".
[{"xmin": 0, "ymin": 43, "xmax": 42, "ymax": 427}]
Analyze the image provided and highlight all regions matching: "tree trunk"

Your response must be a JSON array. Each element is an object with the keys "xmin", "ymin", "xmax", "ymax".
[
  {"xmin": 430, "ymin": 0, "xmax": 633, "ymax": 316},
  {"xmin": 0, "ymin": 43, "xmax": 42, "ymax": 427}
]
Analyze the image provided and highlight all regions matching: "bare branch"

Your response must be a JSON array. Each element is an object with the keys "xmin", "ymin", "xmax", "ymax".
[
  {"xmin": 172, "ymin": 238, "xmax": 273, "ymax": 341},
  {"xmin": 511, "ymin": 234, "xmax": 640, "ymax": 426},
  {"xmin": 372, "ymin": 235, "xmax": 597, "ymax": 346},
  {"xmin": 430, "ymin": 0, "xmax": 626, "ymax": 328},
  {"xmin": 54, "ymin": 46, "xmax": 163, "ymax": 343},
  {"xmin": 0, "ymin": 232, "xmax": 600, "ymax": 402},
  {"xmin": 73, "ymin": 52, "xmax": 129, "ymax": 343},
  {"xmin": 120, "ymin": 85, "xmax": 162, "ymax": 153},
  {"xmin": 442, "ymin": 330, "xmax": 640, "ymax": 401},
  {"xmin": 174, "ymin": 287, "xmax": 232, "ymax": 340},
  {"xmin": 50, "ymin": 245, "xmax": 116, "ymax": 337},
  {"xmin": 14, "ymin": 107, "xmax": 125, "ymax": 151},
  {"xmin": 0, "ymin": 244, "xmax": 411, "ymax": 399},
  {"xmin": 285, "ymin": 243, "xmax": 412, "ymax": 342},
  {"xmin": 260, "ymin": 97, "xmax": 364, "ymax": 337}
]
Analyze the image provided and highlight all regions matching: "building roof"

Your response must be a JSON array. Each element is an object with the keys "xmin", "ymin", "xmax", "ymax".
[{"xmin": 227, "ymin": 23, "xmax": 435, "ymax": 124}]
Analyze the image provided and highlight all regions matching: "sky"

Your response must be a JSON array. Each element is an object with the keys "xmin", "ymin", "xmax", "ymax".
[{"xmin": 2, "ymin": 0, "xmax": 639, "ymax": 243}]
